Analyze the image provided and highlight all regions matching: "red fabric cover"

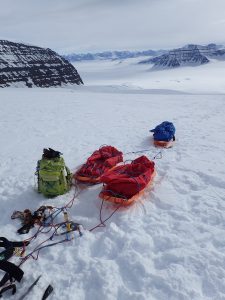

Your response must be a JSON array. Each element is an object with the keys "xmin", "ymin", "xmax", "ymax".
[
  {"xmin": 100, "ymin": 155, "xmax": 155, "ymax": 198},
  {"xmin": 76, "ymin": 146, "xmax": 123, "ymax": 178}
]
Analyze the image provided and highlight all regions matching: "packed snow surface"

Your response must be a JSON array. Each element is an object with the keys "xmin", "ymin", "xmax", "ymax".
[
  {"xmin": 0, "ymin": 82, "xmax": 225, "ymax": 300},
  {"xmin": 74, "ymin": 58, "xmax": 225, "ymax": 94}
]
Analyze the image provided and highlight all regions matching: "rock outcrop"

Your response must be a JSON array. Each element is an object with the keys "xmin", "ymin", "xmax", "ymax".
[
  {"xmin": 0, "ymin": 40, "xmax": 83, "ymax": 87},
  {"xmin": 139, "ymin": 44, "xmax": 210, "ymax": 69}
]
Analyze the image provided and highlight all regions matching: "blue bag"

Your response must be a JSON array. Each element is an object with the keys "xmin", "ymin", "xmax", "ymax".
[{"xmin": 150, "ymin": 121, "xmax": 175, "ymax": 141}]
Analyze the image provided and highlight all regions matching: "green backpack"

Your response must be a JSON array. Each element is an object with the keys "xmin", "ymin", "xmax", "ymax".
[{"xmin": 36, "ymin": 148, "xmax": 72, "ymax": 197}]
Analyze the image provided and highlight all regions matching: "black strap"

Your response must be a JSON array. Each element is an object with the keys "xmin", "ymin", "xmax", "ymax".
[
  {"xmin": 0, "ymin": 237, "xmax": 11, "ymax": 248},
  {"xmin": 0, "ymin": 237, "xmax": 27, "ymax": 297},
  {"xmin": 0, "ymin": 273, "xmax": 11, "ymax": 288},
  {"xmin": 43, "ymin": 148, "xmax": 62, "ymax": 159},
  {"xmin": 0, "ymin": 237, "xmax": 28, "ymax": 249},
  {"xmin": 0, "ymin": 237, "xmax": 15, "ymax": 261},
  {"xmin": 0, "ymin": 261, "xmax": 24, "ymax": 286},
  {"xmin": 0, "ymin": 283, "xmax": 16, "ymax": 297},
  {"xmin": 0, "ymin": 248, "xmax": 14, "ymax": 262},
  {"xmin": 11, "ymin": 240, "xmax": 29, "ymax": 248},
  {"xmin": 17, "ymin": 224, "xmax": 34, "ymax": 235},
  {"xmin": 0, "ymin": 237, "xmax": 29, "ymax": 259},
  {"xmin": 42, "ymin": 284, "xmax": 53, "ymax": 300}
]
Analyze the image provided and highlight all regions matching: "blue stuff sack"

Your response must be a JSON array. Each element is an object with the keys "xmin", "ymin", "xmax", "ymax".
[{"xmin": 150, "ymin": 121, "xmax": 175, "ymax": 141}]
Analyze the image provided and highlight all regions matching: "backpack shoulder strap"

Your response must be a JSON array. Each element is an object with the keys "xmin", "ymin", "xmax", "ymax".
[
  {"xmin": 0, "ymin": 260, "xmax": 24, "ymax": 285},
  {"xmin": 0, "ymin": 283, "xmax": 16, "ymax": 297}
]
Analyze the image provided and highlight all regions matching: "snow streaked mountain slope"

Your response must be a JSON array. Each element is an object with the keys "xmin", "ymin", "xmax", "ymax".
[
  {"xmin": 138, "ymin": 44, "xmax": 225, "ymax": 69},
  {"xmin": 0, "ymin": 85, "xmax": 225, "ymax": 300},
  {"xmin": 139, "ymin": 47, "xmax": 209, "ymax": 69},
  {"xmin": 0, "ymin": 40, "xmax": 83, "ymax": 87}
]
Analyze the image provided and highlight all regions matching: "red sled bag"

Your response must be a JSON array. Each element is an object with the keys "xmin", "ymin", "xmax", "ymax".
[
  {"xmin": 74, "ymin": 146, "xmax": 123, "ymax": 183},
  {"xmin": 99, "ymin": 155, "xmax": 156, "ymax": 206}
]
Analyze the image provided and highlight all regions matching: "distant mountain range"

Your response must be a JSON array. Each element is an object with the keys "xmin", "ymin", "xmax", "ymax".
[
  {"xmin": 139, "ymin": 43, "xmax": 225, "ymax": 69},
  {"xmin": 63, "ymin": 43, "xmax": 225, "ymax": 70},
  {"xmin": 63, "ymin": 49, "xmax": 165, "ymax": 62},
  {"xmin": 0, "ymin": 40, "xmax": 83, "ymax": 88},
  {"xmin": 1, "ymin": 40, "xmax": 225, "ymax": 88}
]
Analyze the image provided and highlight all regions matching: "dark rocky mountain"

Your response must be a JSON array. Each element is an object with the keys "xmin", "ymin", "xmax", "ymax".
[
  {"xmin": 208, "ymin": 49, "xmax": 225, "ymax": 59},
  {"xmin": 139, "ymin": 44, "xmax": 211, "ymax": 69},
  {"xmin": 186, "ymin": 43, "xmax": 225, "ymax": 58},
  {"xmin": 0, "ymin": 40, "xmax": 83, "ymax": 87}
]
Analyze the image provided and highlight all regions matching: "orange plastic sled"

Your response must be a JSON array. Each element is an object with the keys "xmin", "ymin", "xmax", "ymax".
[
  {"xmin": 75, "ymin": 167, "xmax": 115, "ymax": 184},
  {"xmin": 75, "ymin": 174, "xmax": 101, "ymax": 184},
  {"xmin": 99, "ymin": 169, "xmax": 156, "ymax": 206},
  {"xmin": 154, "ymin": 140, "xmax": 174, "ymax": 148}
]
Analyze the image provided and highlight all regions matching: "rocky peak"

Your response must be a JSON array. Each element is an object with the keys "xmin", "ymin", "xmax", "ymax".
[
  {"xmin": 139, "ymin": 44, "xmax": 210, "ymax": 69},
  {"xmin": 0, "ymin": 40, "xmax": 83, "ymax": 87}
]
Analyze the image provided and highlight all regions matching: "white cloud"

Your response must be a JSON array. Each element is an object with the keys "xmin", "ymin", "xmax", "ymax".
[{"xmin": 0, "ymin": 0, "xmax": 225, "ymax": 52}]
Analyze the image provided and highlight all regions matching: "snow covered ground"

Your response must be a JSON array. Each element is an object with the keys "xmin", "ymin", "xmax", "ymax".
[
  {"xmin": 1, "ymin": 69, "xmax": 225, "ymax": 300},
  {"xmin": 74, "ymin": 58, "xmax": 225, "ymax": 94}
]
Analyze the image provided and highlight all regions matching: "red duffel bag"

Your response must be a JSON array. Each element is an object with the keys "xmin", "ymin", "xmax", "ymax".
[
  {"xmin": 99, "ymin": 155, "xmax": 156, "ymax": 205},
  {"xmin": 74, "ymin": 146, "xmax": 123, "ymax": 183}
]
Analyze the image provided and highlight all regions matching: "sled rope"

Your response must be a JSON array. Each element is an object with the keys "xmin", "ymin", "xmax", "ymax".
[
  {"xmin": 13, "ymin": 152, "xmax": 162, "ymax": 265},
  {"xmin": 89, "ymin": 156, "xmax": 156, "ymax": 231},
  {"xmin": 20, "ymin": 218, "xmax": 79, "ymax": 265},
  {"xmin": 124, "ymin": 149, "xmax": 163, "ymax": 159},
  {"xmin": 17, "ymin": 181, "xmax": 83, "ymax": 266},
  {"xmin": 89, "ymin": 199, "xmax": 122, "ymax": 232}
]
